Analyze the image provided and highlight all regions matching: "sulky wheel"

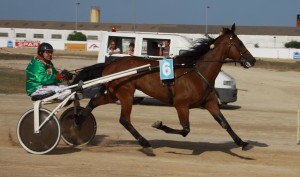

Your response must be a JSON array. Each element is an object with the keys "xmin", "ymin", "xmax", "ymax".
[
  {"xmin": 17, "ymin": 108, "xmax": 61, "ymax": 155},
  {"xmin": 59, "ymin": 106, "xmax": 97, "ymax": 146}
]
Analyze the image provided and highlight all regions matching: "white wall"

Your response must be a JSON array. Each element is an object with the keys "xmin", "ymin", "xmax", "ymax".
[
  {"xmin": 248, "ymin": 48, "xmax": 300, "ymax": 59},
  {"xmin": 0, "ymin": 27, "xmax": 300, "ymax": 60}
]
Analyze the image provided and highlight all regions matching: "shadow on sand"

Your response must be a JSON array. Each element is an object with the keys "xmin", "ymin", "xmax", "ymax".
[
  {"xmin": 139, "ymin": 98, "xmax": 242, "ymax": 110},
  {"xmin": 219, "ymin": 104, "xmax": 241, "ymax": 110},
  {"xmin": 49, "ymin": 146, "xmax": 81, "ymax": 155},
  {"xmin": 82, "ymin": 135, "xmax": 268, "ymax": 159},
  {"xmin": 150, "ymin": 139, "xmax": 268, "ymax": 160},
  {"xmin": 47, "ymin": 133, "xmax": 268, "ymax": 159}
]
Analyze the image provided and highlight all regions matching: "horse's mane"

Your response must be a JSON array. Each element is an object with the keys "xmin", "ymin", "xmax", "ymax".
[
  {"xmin": 175, "ymin": 27, "xmax": 233, "ymax": 64},
  {"xmin": 174, "ymin": 36, "xmax": 215, "ymax": 64}
]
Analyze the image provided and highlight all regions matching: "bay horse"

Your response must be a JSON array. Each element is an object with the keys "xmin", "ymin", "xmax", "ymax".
[{"xmin": 72, "ymin": 24, "xmax": 256, "ymax": 154}]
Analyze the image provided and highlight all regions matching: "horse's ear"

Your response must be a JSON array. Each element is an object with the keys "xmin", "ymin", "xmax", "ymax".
[{"xmin": 231, "ymin": 23, "xmax": 236, "ymax": 33}]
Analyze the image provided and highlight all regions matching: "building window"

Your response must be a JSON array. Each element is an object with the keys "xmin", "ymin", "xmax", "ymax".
[
  {"xmin": 16, "ymin": 33, "xmax": 26, "ymax": 38},
  {"xmin": 51, "ymin": 34, "xmax": 62, "ymax": 39},
  {"xmin": 0, "ymin": 32, "xmax": 8, "ymax": 37},
  {"xmin": 33, "ymin": 34, "xmax": 44, "ymax": 38},
  {"xmin": 87, "ymin": 35, "xmax": 98, "ymax": 40}
]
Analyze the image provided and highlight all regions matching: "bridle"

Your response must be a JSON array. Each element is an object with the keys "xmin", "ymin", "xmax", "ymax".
[
  {"xmin": 193, "ymin": 34, "xmax": 254, "ymax": 68},
  {"xmin": 226, "ymin": 34, "xmax": 253, "ymax": 68},
  {"xmin": 190, "ymin": 33, "xmax": 254, "ymax": 94}
]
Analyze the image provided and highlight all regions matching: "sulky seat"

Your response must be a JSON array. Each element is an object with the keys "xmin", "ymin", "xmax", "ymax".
[{"xmin": 31, "ymin": 92, "xmax": 56, "ymax": 101}]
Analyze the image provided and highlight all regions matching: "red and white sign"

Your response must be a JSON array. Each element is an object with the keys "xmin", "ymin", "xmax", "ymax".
[
  {"xmin": 15, "ymin": 40, "xmax": 40, "ymax": 48},
  {"xmin": 87, "ymin": 42, "xmax": 100, "ymax": 51},
  {"xmin": 88, "ymin": 43, "xmax": 99, "ymax": 49}
]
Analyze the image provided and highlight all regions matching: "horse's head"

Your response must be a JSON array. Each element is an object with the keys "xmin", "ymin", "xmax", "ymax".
[{"xmin": 217, "ymin": 24, "xmax": 256, "ymax": 68}]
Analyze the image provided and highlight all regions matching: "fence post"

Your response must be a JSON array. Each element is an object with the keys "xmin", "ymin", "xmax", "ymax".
[{"xmin": 297, "ymin": 104, "xmax": 300, "ymax": 145}]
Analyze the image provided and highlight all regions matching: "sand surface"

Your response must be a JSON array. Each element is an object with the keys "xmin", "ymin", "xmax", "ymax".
[{"xmin": 0, "ymin": 50, "xmax": 300, "ymax": 177}]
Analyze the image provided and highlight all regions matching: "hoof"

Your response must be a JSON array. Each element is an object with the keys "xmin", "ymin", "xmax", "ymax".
[
  {"xmin": 241, "ymin": 142, "xmax": 252, "ymax": 151},
  {"xmin": 142, "ymin": 147, "xmax": 156, "ymax": 156},
  {"xmin": 152, "ymin": 121, "xmax": 162, "ymax": 129}
]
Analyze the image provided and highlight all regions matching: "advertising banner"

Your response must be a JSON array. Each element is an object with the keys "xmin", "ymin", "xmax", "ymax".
[
  {"xmin": 15, "ymin": 40, "xmax": 40, "ymax": 48},
  {"xmin": 65, "ymin": 43, "xmax": 86, "ymax": 51}
]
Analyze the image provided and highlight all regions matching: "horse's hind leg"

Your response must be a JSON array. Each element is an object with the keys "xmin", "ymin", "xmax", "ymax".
[
  {"xmin": 75, "ymin": 94, "xmax": 115, "ymax": 125},
  {"xmin": 205, "ymin": 99, "xmax": 249, "ymax": 150},
  {"xmin": 152, "ymin": 105, "xmax": 190, "ymax": 137}
]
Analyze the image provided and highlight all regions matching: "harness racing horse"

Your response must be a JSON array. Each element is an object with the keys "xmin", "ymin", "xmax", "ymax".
[{"xmin": 73, "ymin": 24, "xmax": 256, "ymax": 154}]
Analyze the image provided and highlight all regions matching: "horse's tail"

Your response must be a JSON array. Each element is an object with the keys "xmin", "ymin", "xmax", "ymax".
[
  {"xmin": 71, "ymin": 63, "xmax": 106, "ymax": 85},
  {"xmin": 61, "ymin": 63, "xmax": 106, "ymax": 107}
]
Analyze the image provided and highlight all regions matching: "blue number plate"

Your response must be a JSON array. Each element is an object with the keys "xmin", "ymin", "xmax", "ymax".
[{"xmin": 159, "ymin": 59, "xmax": 174, "ymax": 80}]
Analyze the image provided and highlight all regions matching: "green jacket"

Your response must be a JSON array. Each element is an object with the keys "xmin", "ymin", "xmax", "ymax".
[{"xmin": 26, "ymin": 56, "xmax": 63, "ymax": 95}]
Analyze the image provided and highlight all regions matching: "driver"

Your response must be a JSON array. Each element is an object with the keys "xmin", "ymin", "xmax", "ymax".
[{"xmin": 26, "ymin": 42, "xmax": 73, "ymax": 99}]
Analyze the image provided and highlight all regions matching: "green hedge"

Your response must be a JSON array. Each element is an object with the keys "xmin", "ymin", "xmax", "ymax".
[
  {"xmin": 67, "ymin": 31, "xmax": 87, "ymax": 41},
  {"xmin": 285, "ymin": 41, "xmax": 300, "ymax": 49}
]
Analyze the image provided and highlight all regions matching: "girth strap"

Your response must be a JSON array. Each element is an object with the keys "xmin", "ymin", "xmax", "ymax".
[
  {"xmin": 167, "ymin": 81, "xmax": 174, "ymax": 106},
  {"xmin": 163, "ymin": 64, "xmax": 197, "ymax": 106},
  {"xmin": 163, "ymin": 79, "xmax": 174, "ymax": 106}
]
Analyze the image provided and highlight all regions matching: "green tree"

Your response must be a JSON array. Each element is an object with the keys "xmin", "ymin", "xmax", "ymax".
[
  {"xmin": 67, "ymin": 31, "xmax": 87, "ymax": 41},
  {"xmin": 284, "ymin": 40, "xmax": 300, "ymax": 49}
]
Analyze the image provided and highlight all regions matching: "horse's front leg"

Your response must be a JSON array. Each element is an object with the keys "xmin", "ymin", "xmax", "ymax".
[
  {"xmin": 204, "ymin": 97, "xmax": 249, "ymax": 150},
  {"xmin": 152, "ymin": 105, "xmax": 190, "ymax": 137},
  {"xmin": 117, "ymin": 92, "xmax": 154, "ymax": 156}
]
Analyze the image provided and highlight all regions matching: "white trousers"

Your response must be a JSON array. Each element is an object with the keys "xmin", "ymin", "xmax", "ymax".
[
  {"xmin": 31, "ymin": 85, "xmax": 67, "ymax": 96},
  {"xmin": 30, "ymin": 85, "xmax": 70, "ymax": 100},
  {"xmin": 30, "ymin": 85, "xmax": 102, "ymax": 100}
]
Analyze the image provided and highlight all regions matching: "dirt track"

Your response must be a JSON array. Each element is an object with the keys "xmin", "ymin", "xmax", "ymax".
[{"xmin": 0, "ymin": 57, "xmax": 300, "ymax": 177}]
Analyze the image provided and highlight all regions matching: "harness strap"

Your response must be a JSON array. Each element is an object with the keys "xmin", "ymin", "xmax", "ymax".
[
  {"xmin": 164, "ymin": 63, "xmax": 195, "ymax": 106},
  {"xmin": 193, "ymin": 66, "xmax": 215, "ymax": 107},
  {"xmin": 193, "ymin": 66, "xmax": 214, "ymax": 89},
  {"xmin": 151, "ymin": 63, "xmax": 213, "ymax": 106},
  {"xmin": 162, "ymin": 64, "xmax": 210, "ymax": 106}
]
